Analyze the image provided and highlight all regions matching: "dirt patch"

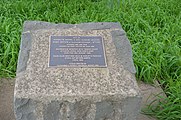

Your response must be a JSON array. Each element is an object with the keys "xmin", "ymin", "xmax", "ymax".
[{"xmin": 0, "ymin": 79, "xmax": 15, "ymax": 120}]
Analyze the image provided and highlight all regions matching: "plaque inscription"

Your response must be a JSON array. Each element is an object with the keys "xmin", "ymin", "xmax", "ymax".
[{"xmin": 49, "ymin": 36, "xmax": 107, "ymax": 67}]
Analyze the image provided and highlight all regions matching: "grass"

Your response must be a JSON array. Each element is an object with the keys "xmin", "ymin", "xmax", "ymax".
[{"xmin": 0, "ymin": 0, "xmax": 180, "ymax": 119}]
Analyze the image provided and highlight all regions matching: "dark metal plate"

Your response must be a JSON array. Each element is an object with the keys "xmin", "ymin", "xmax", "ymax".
[{"xmin": 49, "ymin": 36, "xmax": 107, "ymax": 67}]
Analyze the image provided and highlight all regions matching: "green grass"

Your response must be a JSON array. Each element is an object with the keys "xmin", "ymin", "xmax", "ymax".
[{"xmin": 0, "ymin": 0, "xmax": 180, "ymax": 119}]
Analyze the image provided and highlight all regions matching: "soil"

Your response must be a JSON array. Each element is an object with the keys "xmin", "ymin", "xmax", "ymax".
[{"xmin": 0, "ymin": 79, "xmax": 15, "ymax": 120}]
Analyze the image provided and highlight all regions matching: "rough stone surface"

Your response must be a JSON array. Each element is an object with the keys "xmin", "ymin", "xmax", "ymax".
[
  {"xmin": 43, "ymin": 101, "xmax": 62, "ymax": 120},
  {"xmin": 14, "ymin": 98, "xmax": 36, "ymax": 120},
  {"xmin": 14, "ymin": 21, "xmax": 142, "ymax": 120}
]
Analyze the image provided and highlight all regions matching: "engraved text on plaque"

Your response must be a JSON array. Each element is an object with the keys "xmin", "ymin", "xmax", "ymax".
[{"xmin": 49, "ymin": 36, "xmax": 107, "ymax": 67}]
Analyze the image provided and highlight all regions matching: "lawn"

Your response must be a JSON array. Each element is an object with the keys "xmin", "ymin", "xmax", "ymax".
[{"xmin": 0, "ymin": 0, "xmax": 180, "ymax": 119}]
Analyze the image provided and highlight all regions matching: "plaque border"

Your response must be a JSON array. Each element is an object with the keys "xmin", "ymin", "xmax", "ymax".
[{"xmin": 48, "ymin": 35, "xmax": 107, "ymax": 68}]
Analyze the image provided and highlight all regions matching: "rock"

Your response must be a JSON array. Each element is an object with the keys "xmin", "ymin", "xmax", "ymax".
[{"xmin": 14, "ymin": 21, "xmax": 142, "ymax": 120}]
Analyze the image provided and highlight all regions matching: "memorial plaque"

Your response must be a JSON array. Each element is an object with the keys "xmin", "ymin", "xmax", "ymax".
[{"xmin": 49, "ymin": 36, "xmax": 107, "ymax": 67}]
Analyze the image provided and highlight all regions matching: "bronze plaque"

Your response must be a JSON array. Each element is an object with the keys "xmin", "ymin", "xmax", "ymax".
[{"xmin": 49, "ymin": 36, "xmax": 107, "ymax": 67}]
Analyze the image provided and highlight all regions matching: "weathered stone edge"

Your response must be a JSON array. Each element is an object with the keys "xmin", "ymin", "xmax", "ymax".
[
  {"xmin": 22, "ymin": 20, "xmax": 122, "ymax": 32},
  {"xmin": 14, "ymin": 96, "xmax": 142, "ymax": 120},
  {"xmin": 111, "ymin": 30, "xmax": 136, "ymax": 74},
  {"xmin": 16, "ymin": 31, "xmax": 31, "ymax": 73}
]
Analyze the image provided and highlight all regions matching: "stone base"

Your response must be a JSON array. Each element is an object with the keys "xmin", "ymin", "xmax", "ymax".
[{"xmin": 15, "ymin": 97, "xmax": 141, "ymax": 120}]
